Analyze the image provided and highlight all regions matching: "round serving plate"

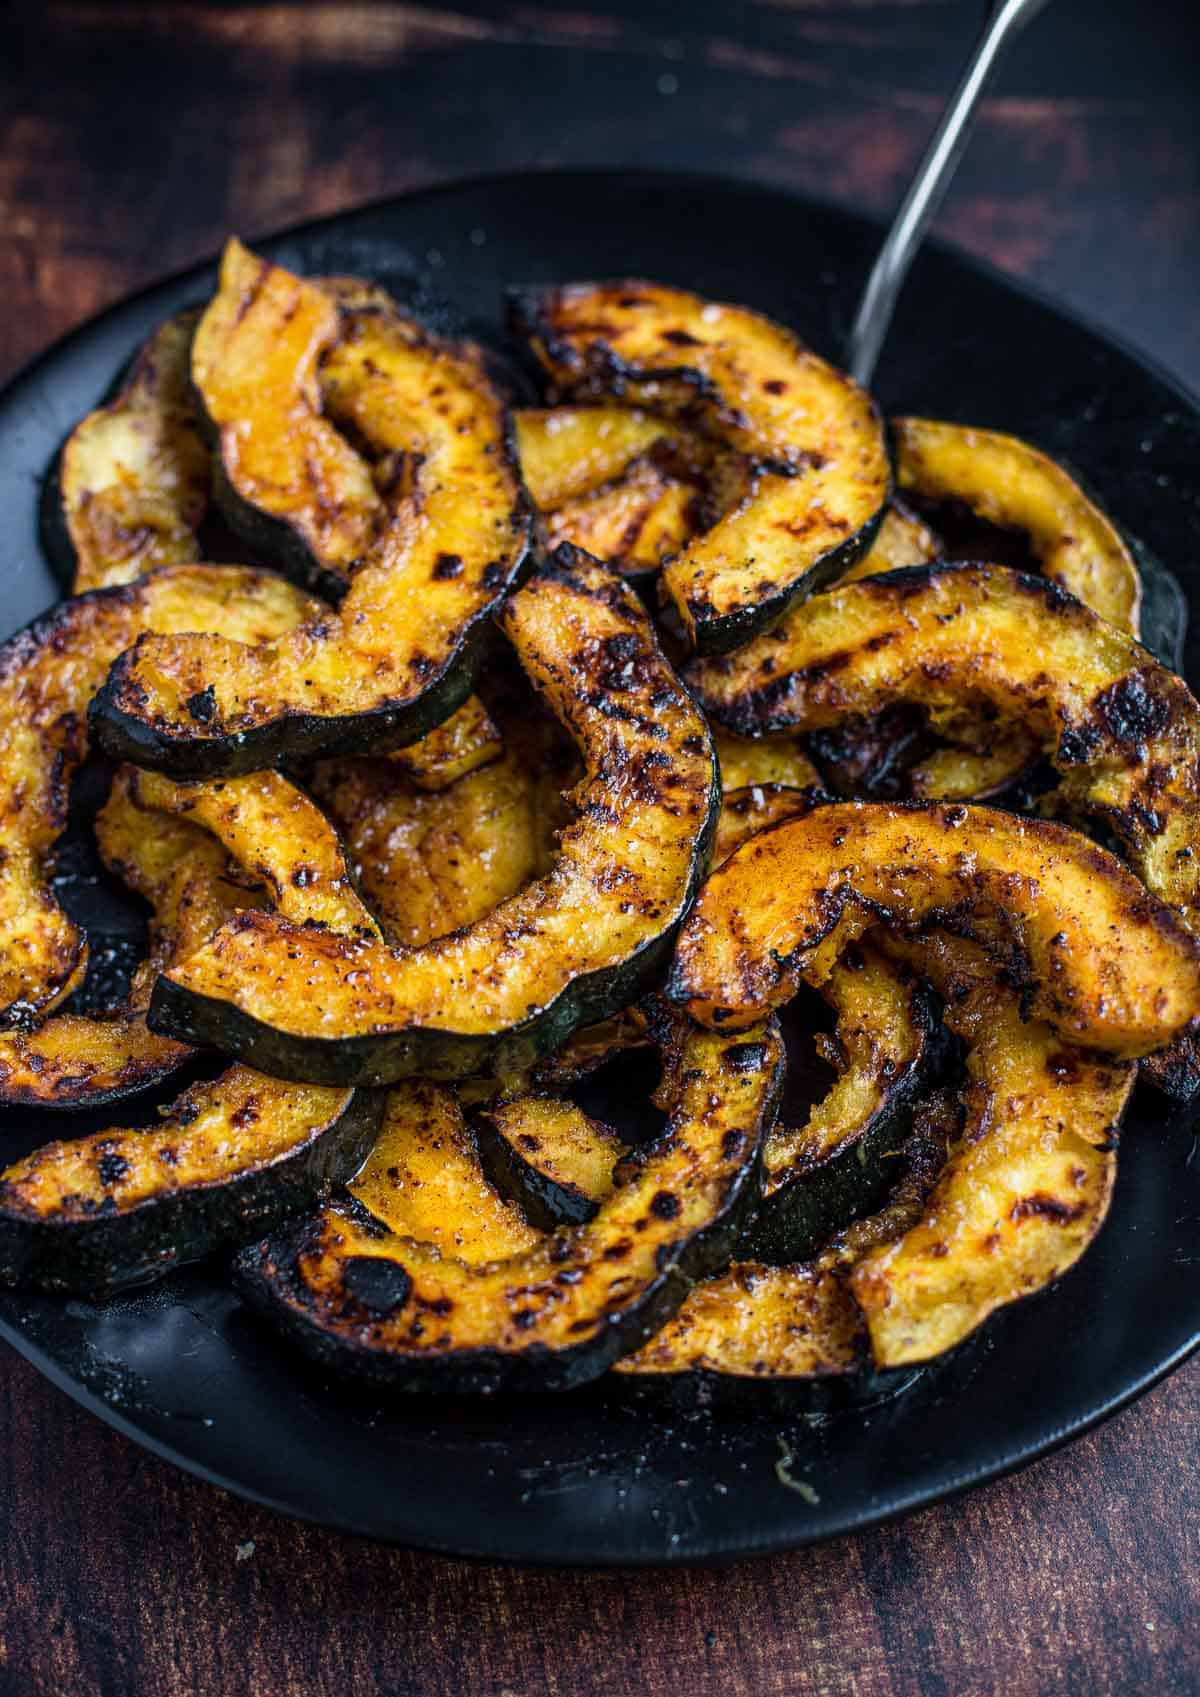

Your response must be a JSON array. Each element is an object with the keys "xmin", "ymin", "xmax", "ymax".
[{"xmin": 0, "ymin": 170, "xmax": 1197, "ymax": 1567}]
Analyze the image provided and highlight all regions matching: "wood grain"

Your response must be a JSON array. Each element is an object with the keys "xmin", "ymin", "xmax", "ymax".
[{"xmin": 1, "ymin": 2, "xmax": 1197, "ymax": 1693}]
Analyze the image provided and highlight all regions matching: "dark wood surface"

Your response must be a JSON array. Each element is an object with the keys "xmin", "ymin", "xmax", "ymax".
[{"xmin": 2, "ymin": 4, "xmax": 1197, "ymax": 1693}]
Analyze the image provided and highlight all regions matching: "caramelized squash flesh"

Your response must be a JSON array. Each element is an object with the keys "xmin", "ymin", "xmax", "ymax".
[
  {"xmin": 893, "ymin": 417, "xmax": 1141, "ymax": 633},
  {"xmin": 48, "ymin": 309, "xmax": 210, "ymax": 593}
]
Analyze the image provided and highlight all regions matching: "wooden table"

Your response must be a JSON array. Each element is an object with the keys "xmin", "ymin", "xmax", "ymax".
[{"xmin": 2, "ymin": 4, "xmax": 1197, "ymax": 1693}]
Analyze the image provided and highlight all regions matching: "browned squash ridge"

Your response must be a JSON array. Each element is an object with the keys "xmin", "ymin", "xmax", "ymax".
[
  {"xmin": 149, "ymin": 544, "xmax": 720, "ymax": 1084},
  {"xmin": 93, "ymin": 264, "xmax": 531, "ymax": 777},
  {"xmin": 511, "ymin": 281, "xmax": 889, "ymax": 653},
  {"xmin": 668, "ymin": 799, "xmax": 1200, "ymax": 1060},
  {"xmin": 0, "ymin": 564, "xmax": 318, "ymax": 1031},
  {"xmin": 45, "ymin": 309, "xmax": 211, "ymax": 594},
  {"xmin": 236, "ymin": 1002, "xmax": 783, "ymax": 1393}
]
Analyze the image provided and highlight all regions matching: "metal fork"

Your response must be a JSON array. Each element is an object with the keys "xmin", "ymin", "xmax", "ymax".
[{"xmin": 848, "ymin": 0, "xmax": 1054, "ymax": 387}]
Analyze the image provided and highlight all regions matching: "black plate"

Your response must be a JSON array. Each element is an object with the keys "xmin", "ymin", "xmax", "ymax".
[{"xmin": 1, "ymin": 170, "xmax": 1198, "ymax": 1567}]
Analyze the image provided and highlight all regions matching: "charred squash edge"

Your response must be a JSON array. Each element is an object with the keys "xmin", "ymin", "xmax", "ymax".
[
  {"xmin": 235, "ymin": 1003, "xmax": 783, "ymax": 1393},
  {"xmin": 148, "ymin": 544, "xmax": 720, "ymax": 1084},
  {"xmin": 0, "ymin": 1082, "xmax": 383, "ymax": 1296}
]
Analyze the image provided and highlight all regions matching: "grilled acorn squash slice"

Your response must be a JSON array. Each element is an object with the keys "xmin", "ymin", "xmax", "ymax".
[
  {"xmin": 745, "ymin": 945, "xmax": 934, "ymax": 1263},
  {"xmin": 0, "ymin": 564, "xmax": 317, "ymax": 1029},
  {"xmin": 94, "ymin": 278, "xmax": 531, "ymax": 777},
  {"xmin": 237, "ymin": 1002, "xmax": 782, "ymax": 1392},
  {"xmin": 670, "ymin": 800, "xmax": 1200, "ymax": 1060},
  {"xmin": 149, "ymin": 545, "xmax": 719, "ymax": 1083},
  {"xmin": 0, "ymin": 1069, "xmax": 380, "ymax": 1296},
  {"xmin": 385, "ymin": 694, "xmax": 502, "ymax": 791},
  {"xmin": 308, "ymin": 709, "xmax": 569, "ymax": 949},
  {"xmin": 511, "ymin": 281, "xmax": 888, "ymax": 653},
  {"xmin": 0, "ymin": 758, "xmax": 381, "ymax": 1110},
  {"xmin": 44, "ymin": 310, "xmax": 211, "ymax": 594},
  {"xmin": 191, "ymin": 239, "xmax": 380, "ymax": 599},
  {"xmin": 893, "ymin": 417, "xmax": 1141, "ymax": 634},
  {"xmin": 840, "ymin": 499, "xmax": 939, "ymax": 581},
  {"xmin": 0, "ymin": 774, "xmax": 246, "ymax": 1108},
  {"xmin": 854, "ymin": 931, "xmax": 1131, "ymax": 1366},
  {"xmin": 686, "ymin": 566, "xmax": 1200, "ymax": 939},
  {"xmin": 615, "ymin": 1103, "xmax": 950, "ymax": 1402}
]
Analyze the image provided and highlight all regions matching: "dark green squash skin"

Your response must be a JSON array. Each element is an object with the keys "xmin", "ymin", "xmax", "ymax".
[
  {"xmin": 684, "ymin": 499, "xmax": 887, "ymax": 658},
  {"xmin": 36, "ymin": 447, "xmax": 77, "ymax": 594},
  {"xmin": 0, "ymin": 1086, "xmax": 384, "ymax": 1297},
  {"xmin": 146, "ymin": 806, "xmax": 718, "ymax": 1084},
  {"xmin": 203, "ymin": 444, "xmax": 353, "ymax": 606},
  {"xmin": 235, "ymin": 1016, "xmax": 783, "ymax": 1395},
  {"xmin": 473, "ymin": 1105, "xmax": 616, "ymax": 1230},
  {"xmin": 741, "ymin": 978, "xmax": 940, "ymax": 1265}
]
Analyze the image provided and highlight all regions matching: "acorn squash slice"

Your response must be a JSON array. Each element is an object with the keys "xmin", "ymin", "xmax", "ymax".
[
  {"xmin": 149, "ymin": 545, "xmax": 719, "ymax": 1083},
  {"xmin": 893, "ymin": 417, "xmax": 1141, "ymax": 634},
  {"xmin": 44, "ymin": 309, "xmax": 211, "ymax": 594},
  {"xmin": 614, "ymin": 1101, "xmax": 950, "ymax": 1404},
  {"xmin": 385, "ymin": 694, "xmax": 502, "ymax": 792},
  {"xmin": 0, "ymin": 775, "xmax": 249, "ymax": 1109},
  {"xmin": 851, "ymin": 930, "xmax": 1131, "ymax": 1366},
  {"xmin": 0, "ymin": 1069, "xmax": 381, "ymax": 1296},
  {"xmin": 0, "ymin": 759, "xmax": 380, "ymax": 1110},
  {"xmin": 669, "ymin": 799, "xmax": 1200, "ymax": 1061},
  {"xmin": 236, "ymin": 1002, "xmax": 782, "ymax": 1393},
  {"xmin": 0, "ymin": 564, "xmax": 318, "ymax": 1030},
  {"xmin": 191, "ymin": 239, "xmax": 381, "ymax": 599},
  {"xmin": 307, "ymin": 706, "xmax": 569, "ymax": 949},
  {"xmin": 839, "ymin": 497, "xmax": 940, "ymax": 582},
  {"xmin": 93, "ymin": 272, "xmax": 531, "ymax": 777},
  {"xmin": 685, "ymin": 565, "xmax": 1200, "ymax": 947},
  {"xmin": 511, "ymin": 281, "xmax": 888, "ymax": 653},
  {"xmin": 744, "ymin": 945, "xmax": 935, "ymax": 1263}
]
